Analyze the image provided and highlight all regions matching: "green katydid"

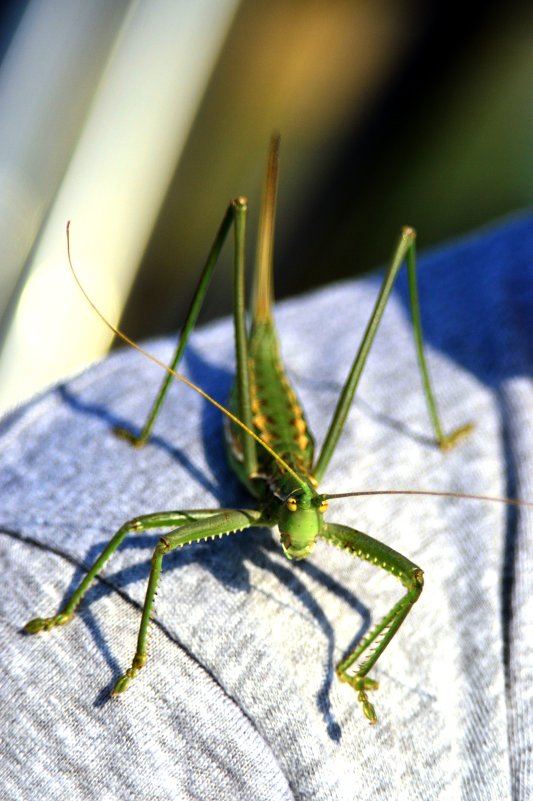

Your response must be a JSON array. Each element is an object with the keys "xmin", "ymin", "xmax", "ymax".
[{"xmin": 25, "ymin": 135, "xmax": 484, "ymax": 724}]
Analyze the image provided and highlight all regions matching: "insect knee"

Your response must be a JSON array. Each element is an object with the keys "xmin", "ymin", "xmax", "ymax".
[{"xmin": 155, "ymin": 536, "xmax": 171, "ymax": 556}]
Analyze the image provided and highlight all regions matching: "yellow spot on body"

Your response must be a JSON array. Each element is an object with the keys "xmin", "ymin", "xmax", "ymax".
[
  {"xmin": 253, "ymin": 414, "xmax": 269, "ymax": 431},
  {"xmin": 293, "ymin": 418, "xmax": 306, "ymax": 434}
]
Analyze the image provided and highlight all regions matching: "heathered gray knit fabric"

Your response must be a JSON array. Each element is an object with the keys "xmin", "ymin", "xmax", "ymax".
[{"xmin": 1, "ymin": 214, "xmax": 531, "ymax": 800}]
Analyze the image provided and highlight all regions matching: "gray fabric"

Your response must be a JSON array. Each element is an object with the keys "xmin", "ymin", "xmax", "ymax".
[{"xmin": 1, "ymin": 213, "xmax": 532, "ymax": 800}]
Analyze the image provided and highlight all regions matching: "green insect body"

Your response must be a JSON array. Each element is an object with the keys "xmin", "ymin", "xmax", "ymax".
[{"xmin": 24, "ymin": 136, "xmax": 472, "ymax": 723}]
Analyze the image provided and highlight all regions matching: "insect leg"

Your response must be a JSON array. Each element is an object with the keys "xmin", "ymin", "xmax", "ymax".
[
  {"xmin": 111, "ymin": 508, "xmax": 268, "ymax": 694},
  {"xmin": 116, "ymin": 201, "xmax": 238, "ymax": 447},
  {"xmin": 321, "ymin": 522, "xmax": 424, "ymax": 723},
  {"xmin": 313, "ymin": 227, "xmax": 472, "ymax": 482},
  {"xmin": 404, "ymin": 233, "xmax": 473, "ymax": 450},
  {"xmin": 232, "ymin": 198, "xmax": 258, "ymax": 478},
  {"xmin": 24, "ymin": 509, "xmax": 233, "ymax": 634}
]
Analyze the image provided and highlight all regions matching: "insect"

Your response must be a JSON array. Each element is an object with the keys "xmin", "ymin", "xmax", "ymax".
[{"xmin": 25, "ymin": 135, "xmax": 477, "ymax": 723}]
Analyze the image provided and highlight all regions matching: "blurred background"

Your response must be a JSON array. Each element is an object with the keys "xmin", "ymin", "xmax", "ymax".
[{"xmin": 0, "ymin": 0, "xmax": 531, "ymax": 414}]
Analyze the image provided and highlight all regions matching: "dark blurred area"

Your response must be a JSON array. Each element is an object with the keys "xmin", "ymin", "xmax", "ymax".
[{"xmin": 122, "ymin": 0, "xmax": 532, "ymax": 341}]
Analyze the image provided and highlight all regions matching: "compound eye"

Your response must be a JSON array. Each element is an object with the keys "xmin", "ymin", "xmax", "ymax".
[
  {"xmin": 318, "ymin": 499, "xmax": 329, "ymax": 513},
  {"xmin": 286, "ymin": 497, "xmax": 298, "ymax": 512}
]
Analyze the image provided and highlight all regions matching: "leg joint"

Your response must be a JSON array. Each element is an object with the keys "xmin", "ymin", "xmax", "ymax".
[
  {"xmin": 156, "ymin": 535, "xmax": 171, "ymax": 555},
  {"xmin": 405, "ymin": 567, "xmax": 424, "ymax": 601},
  {"xmin": 413, "ymin": 567, "xmax": 424, "ymax": 589}
]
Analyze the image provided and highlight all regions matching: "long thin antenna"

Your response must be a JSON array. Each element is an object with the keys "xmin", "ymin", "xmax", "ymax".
[
  {"xmin": 325, "ymin": 489, "xmax": 532, "ymax": 508},
  {"xmin": 66, "ymin": 222, "xmax": 310, "ymax": 492}
]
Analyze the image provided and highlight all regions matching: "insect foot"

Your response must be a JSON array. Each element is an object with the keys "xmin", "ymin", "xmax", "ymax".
[
  {"xmin": 112, "ymin": 653, "xmax": 147, "ymax": 696},
  {"xmin": 113, "ymin": 425, "xmax": 147, "ymax": 448},
  {"xmin": 337, "ymin": 672, "xmax": 380, "ymax": 724},
  {"xmin": 438, "ymin": 421, "xmax": 475, "ymax": 451},
  {"xmin": 24, "ymin": 612, "xmax": 73, "ymax": 633}
]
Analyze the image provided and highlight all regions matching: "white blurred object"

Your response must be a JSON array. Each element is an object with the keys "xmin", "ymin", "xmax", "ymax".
[{"xmin": 0, "ymin": 0, "xmax": 240, "ymax": 414}]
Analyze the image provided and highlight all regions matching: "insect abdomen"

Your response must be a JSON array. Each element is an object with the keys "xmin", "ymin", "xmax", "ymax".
[{"xmin": 248, "ymin": 319, "xmax": 314, "ymax": 475}]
